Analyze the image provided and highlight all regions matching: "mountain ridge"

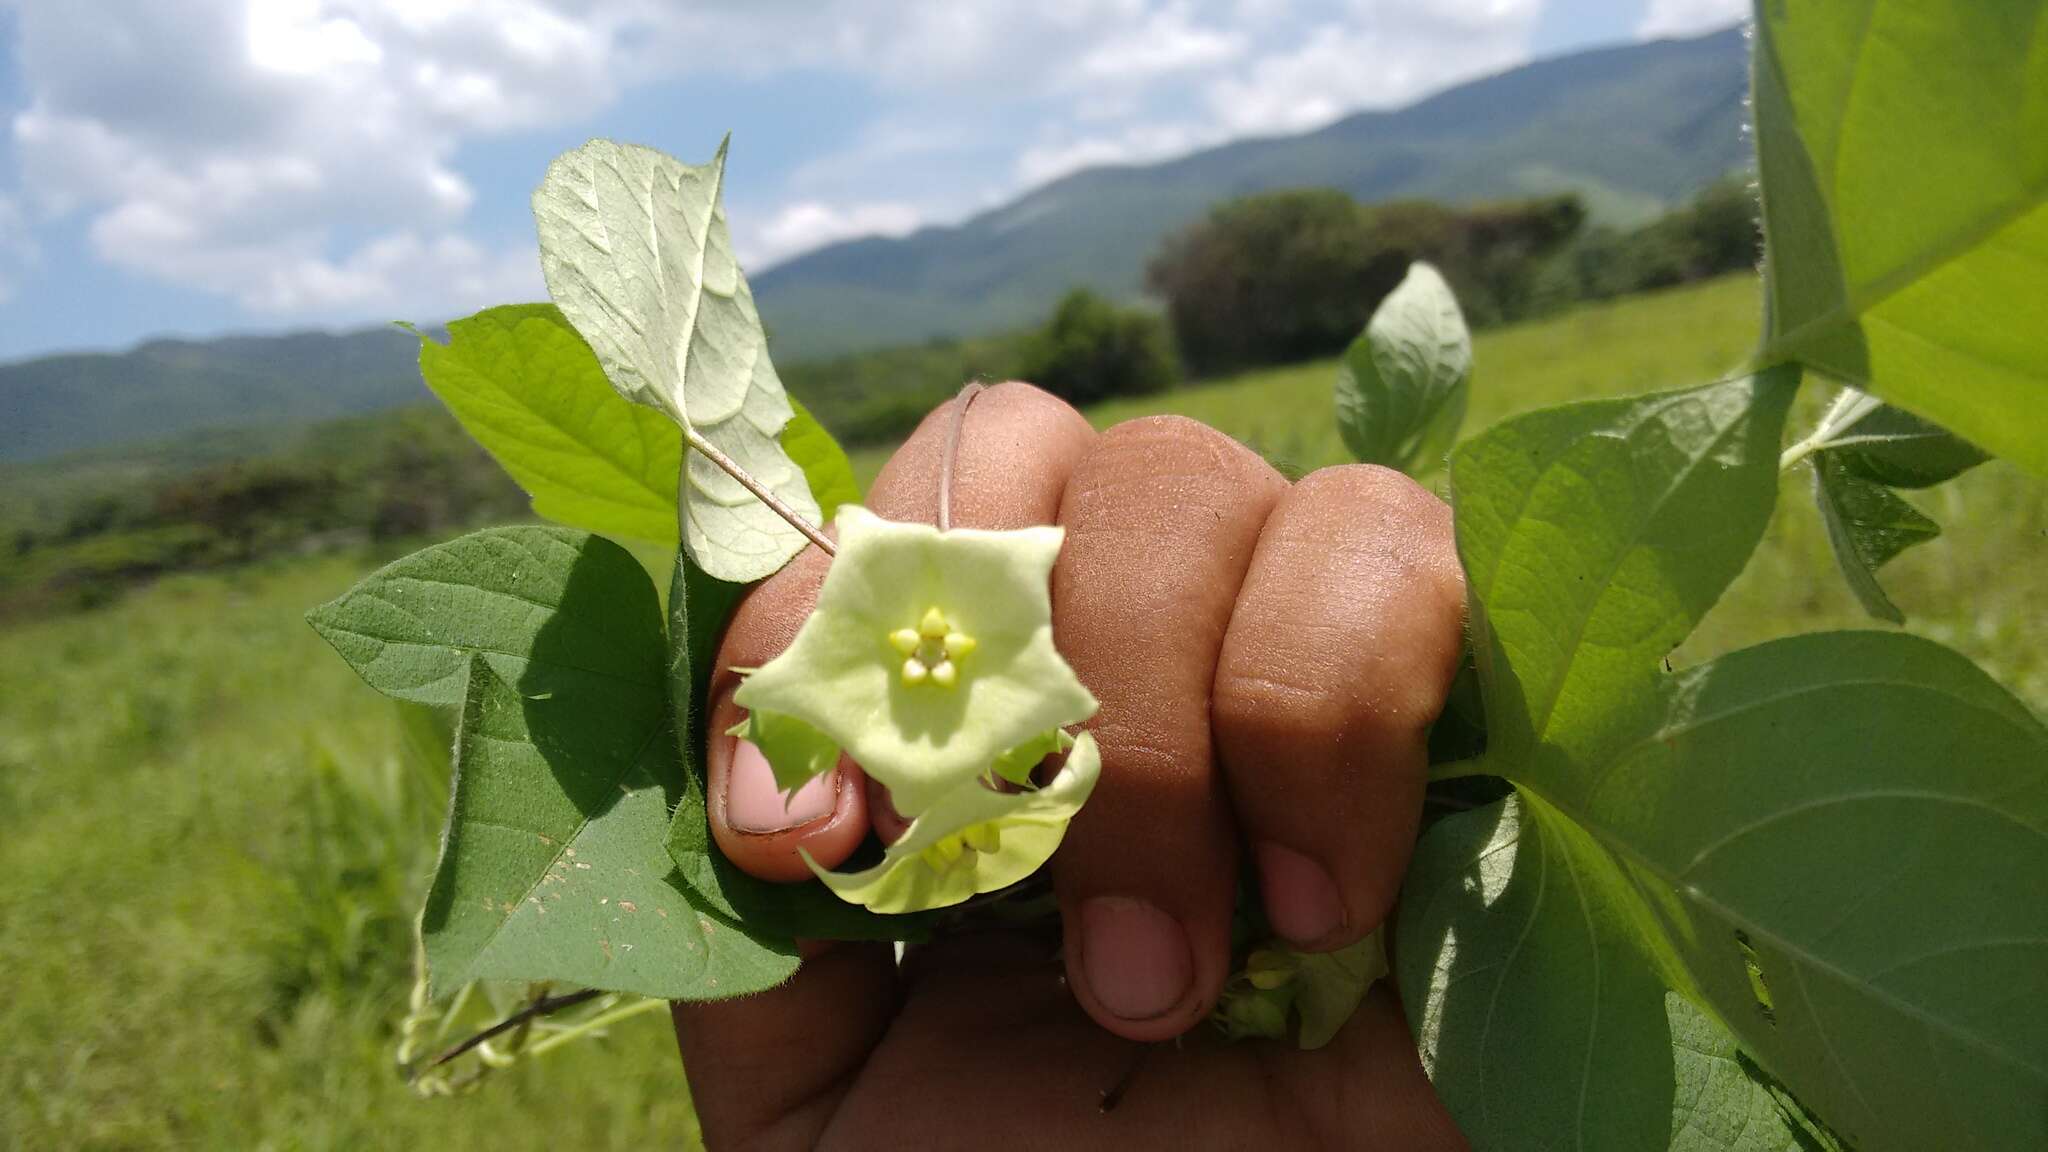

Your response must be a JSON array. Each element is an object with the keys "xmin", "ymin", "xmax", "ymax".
[
  {"xmin": 1, "ymin": 26, "xmax": 1749, "ymax": 463},
  {"xmin": 751, "ymin": 25, "xmax": 1749, "ymax": 358}
]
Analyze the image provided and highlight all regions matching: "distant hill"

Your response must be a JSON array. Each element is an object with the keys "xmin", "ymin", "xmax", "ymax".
[
  {"xmin": 0, "ymin": 25, "xmax": 1747, "ymax": 464},
  {"xmin": 1, "ymin": 328, "xmax": 426, "ymax": 463},
  {"xmin": 753, "ymin": 25, "xmax": 1749, "ymax": 359}
]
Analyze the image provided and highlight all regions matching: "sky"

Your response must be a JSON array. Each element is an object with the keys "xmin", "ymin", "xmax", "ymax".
[{"xmin": 0, "ymin": 0, "xmax": 1746, "ymax": 363}]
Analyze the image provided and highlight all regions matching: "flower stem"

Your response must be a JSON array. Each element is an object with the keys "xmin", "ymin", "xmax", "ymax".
[
  {"xmin": 937, "ymin": 382, "xmax": 987, "ymax": 532},
  {"xmin": 684, "ymin": 426, "xmax": 836, "ymax": 555}
]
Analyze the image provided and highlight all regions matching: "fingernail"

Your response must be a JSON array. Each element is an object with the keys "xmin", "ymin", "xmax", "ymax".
[
  {"xmin": 726, "ymin": 738, "xmax": 837, "ymax": 832},
  {"xmin": 866, "ymin": 776, "xmax": 911, "ymax": 844},
  {"xmin": 1080, "ymin": 897, "xmax": 1192, "ymax": 1021},
  {"xmin": 1257, "ymin": 842, "xmax": 1346, "ymax": 945}
]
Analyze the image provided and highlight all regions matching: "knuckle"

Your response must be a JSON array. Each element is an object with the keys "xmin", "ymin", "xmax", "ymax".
[{"xmin": 1214, "ymin": 667, "xmax": 1359, "ymax": 747}]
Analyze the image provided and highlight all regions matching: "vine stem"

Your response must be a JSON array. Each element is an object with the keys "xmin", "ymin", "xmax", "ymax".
[
  {"xmin": 1778, "ymin": 387, "xmax": 1880, "ymax": 472},
  {"xmin": 523, "ymin": 996, "xmax": 667, "ymax": 1058},
  {"xmin": 684, "ymin": 426, "xmax": 836, "ymax": 556},
  {"xmin": 425, "ymin": 987, "xmax": 602, "ymax": 1069},
  {"xmin": 937, "ymin": 382, "xmax": 987, "ymax": 532}
]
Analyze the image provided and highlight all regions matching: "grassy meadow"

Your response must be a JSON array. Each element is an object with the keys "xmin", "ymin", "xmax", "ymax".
[{"xmin": 4, "ymin": 273, "xmax": 2041, "ymax": 1148}]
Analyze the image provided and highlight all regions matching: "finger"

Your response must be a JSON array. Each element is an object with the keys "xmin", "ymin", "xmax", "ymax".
[
  {"xmin": 1050, "ymin": 416, "xmax": 1288, "ymax": 1041},
  {"xmin": 1212, "ymin": 465, "xmax": 1465, "ymax": 949},
  {"xmin": 672, "ymin": 940, "xmax": 899, "ymax": 1151},
  {"xmin": 831, "ymin": 930, "xmax": 1462, "ymax": 1149},
  {"xmin": 707, "ymin": 382, "xmax": 1094, "ymax": 880}
]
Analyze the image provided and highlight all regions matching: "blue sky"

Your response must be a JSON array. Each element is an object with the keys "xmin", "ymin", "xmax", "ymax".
[{"xmin": 0, "ymin": 0, "xmax": 1744, "ymax": 363}]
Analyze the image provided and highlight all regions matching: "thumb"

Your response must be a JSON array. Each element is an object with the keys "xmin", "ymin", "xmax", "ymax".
[{"xmin": 673, "ymin": 939, "xmax": 899, "ymax": 1150}]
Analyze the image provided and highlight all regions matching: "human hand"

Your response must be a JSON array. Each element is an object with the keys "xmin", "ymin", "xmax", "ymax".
[{"xmin": 673, "ymin": 383, "xmax": 1469, "ymax": 1150}]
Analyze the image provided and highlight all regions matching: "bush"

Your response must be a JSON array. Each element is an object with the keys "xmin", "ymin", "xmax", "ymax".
[
  {"xmin": 1147, "ymin": 189, "xmax": 1392, "ymax": 375},
  {"xmin": 1546, "ymin": 178, "xmax": 1760, "ymax": 306},
  {"xmin": 1146, "ymin": 189, "xmax": 1586, "ymax": 374},
  {"xmin": 1018, "ymin": 289, "xmax": 1179, "ymax": 405}
]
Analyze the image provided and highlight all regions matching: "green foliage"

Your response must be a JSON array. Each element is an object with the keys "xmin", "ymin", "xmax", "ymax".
[
  {"xmin": 312, "ymin": 526, "xmax": 798, "ymax": 999},
  {"xmin": 534, "ymin": 139, "xmax": 818, "ymax": 581},
  {"xmin": 415, "ymin": 304, "xmax": 682, "ymax": 545},
  {"xmin": 781, "ymin": 398, "xmax": 862, "ymax": 522},
  {"xmin": 1544, "ymin": 178, "xmax": 1761, "ymax": 307},
  {"xmin": 1783, "ymin": 392, "xmax": 1990, "ymax": 624},
  {"xmin": 1828, "ymin": 405, "xmax": 1989, "ymax": 490},
  {"xmin": 1017, "ymin": 288, "xmax": 1178, "ymax": 405},
  {"xmin": 1665, "ymin": 994, "xmax": 1841, "ymax": 1152},
  {"xmin": 1407, "ymin": 347, "xmax": 2048, "ymax": 1150},
  {"xmin": 1148, "ymin": 187, "xmax": 1584, "ymax": 373},
  {"xmin": 1453, "ymin": 372, "xmax": 1799, "ymax": 761},
  {"xmin": 1811, "ymin": 451, "xmax": 1940, "ymax": 624},
  {"xmin": 426, "ymin": 656, "xmax": 796, "ymax": 999},
  {"xmin": 307, "ymin": 527, "xmax": 667, "ymax": 708},
  {"xmin": 1, "ymin": 558, "xmax": 708, "ymax": 1149},
  {"xmin": 1752, "ymin": 2, "xmax": 2048, "ymax": 475},
  {"xmin": 1333, "ymin": 262, "xmax": 1473, "ymax": 474},
  {"xmin": 1148, "ymin": 188, "xmax": 1396, "ymax": 373}
]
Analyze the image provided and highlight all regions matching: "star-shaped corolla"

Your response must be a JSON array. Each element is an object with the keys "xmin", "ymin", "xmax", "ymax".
[
  {"xmin": 732, "ymin": 505, "xmax": 1098, "ymax": 817},
  {"xmin": 801, "ymin": 732, "xmax": 1101, "ymax": 913}
]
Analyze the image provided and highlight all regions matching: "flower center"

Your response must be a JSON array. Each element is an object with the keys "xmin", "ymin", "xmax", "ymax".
[
  {"xmin": 918, "ymin": 821, "xmax": 1002, "ymax": 872},
  {"xmin": 889, "ymin": 606, "xmax": 977, "ymax": 688}
]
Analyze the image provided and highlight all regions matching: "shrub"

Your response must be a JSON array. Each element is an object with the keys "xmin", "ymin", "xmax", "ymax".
[
  {"xmin": 1147, "ymin": 189, "xmax": 1586, "ymax": 374},
  {"xmin": 1018, "ymin": 289, "xmax": 1179, "ymax": 405}
]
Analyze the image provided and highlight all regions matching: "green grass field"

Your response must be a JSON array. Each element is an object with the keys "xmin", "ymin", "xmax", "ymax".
[{"xmin": 5, "ymin": 273, "xmax": 2040, "ymax": 1148}]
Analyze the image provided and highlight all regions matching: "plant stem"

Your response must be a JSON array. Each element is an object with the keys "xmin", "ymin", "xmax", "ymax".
[
  {"xmin": 683, "ymin": 426, "xmax": 836, "ymax": 556},
  {"xmin": 426, "ymin": 987, "xmax": 603, "ymax": 1069},
  {"xmin": 937, "ymin": 382, "xmax": 987, "ymax": 532},
  {"xmin": 1779, "ymin": 387, "xmax": 1880, "ymax": 472},
  {"xmin": 524, "ymin": 996, "xmax": 667, "ymax": 1058}
]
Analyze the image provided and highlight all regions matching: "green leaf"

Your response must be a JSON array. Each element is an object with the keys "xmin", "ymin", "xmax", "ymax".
[
  {"xmin": 422, "ymin": 655, "xmax": 797, "ymax": 999},
  {"xmin": 1829, "ymin": 405, "xmax": 1989, "ymax": 489},
  {"xmin": 1400, "ymin": 791, "xmax": 1678, "ymax": 1149},
  {"xmin": 534, "ymin": 138, "xmax": 820, "ymax": 581},
  {"xmin": 1549, "ymin": 633, "xmax": 2048, "ymax": 1152},
  {"xmin": 1433, "ymin": 366, "xmax": 2048, "ymax": 1148},
  {"xmin": 414, "ymin": 304, "xmax": 681, "ymax": 544},
  {"xmin": 1450, "ymin": 369, "xmax": 1798, "ymax": 761},
  {"xmin": 1811, "ymin": 450, "xmax": 1941, "ymax": 624},
  {"xmin": 1752, "ymin": 3, "xmax": 2048, "ymax": 474},
  {"xmin": 307, "ymin": 527, "xmax": 665, "ymax": 708},
  {"xmin": 1292, "ymin": 929, "xmax": 1388, "ymax": 1050},
  {"xmin": 783, "ymin": 398, "xmax": 862, "ymax": 522},
  {"xmin": 1334, "ymin": 261, "xmax": 1473, "ymax": 475},
  {"xmin": 1666, "ymin": 994, "xmax": 1840, "ymax": 1152},
  {"xmin": 662, "ymin": 548, "xmax": 917, "ymax": 943}
]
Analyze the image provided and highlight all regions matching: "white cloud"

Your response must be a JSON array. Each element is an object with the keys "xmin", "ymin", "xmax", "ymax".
[
  {"xmin": 1638, "ymin": 0, "xmax": 1748, "ymax": 40},
  {"xmin": 3, "ymin": 0, "xmax": 1571, "ymax": 326},
  {"xmin": 1010, "ymin": 1, "xmax": 1543, "ymax": 189},
  {"xmin": 9, "ymin": 0, "xmax": 626, "ymax": 320},
  {"xmin": 1074, "ymin": 3, "xmax": 1245, "ymax": 82},
  {"xmin": 750, "ymin": 200, "xmax": 924, "ymax": 268},
  {"xmin": 1015, "ymin": 123, "xmax": 1210, "ymax": 186},
  {"xmin": 1208, "ymin": 0, "xmax": 1544, "ymax": 137}
]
